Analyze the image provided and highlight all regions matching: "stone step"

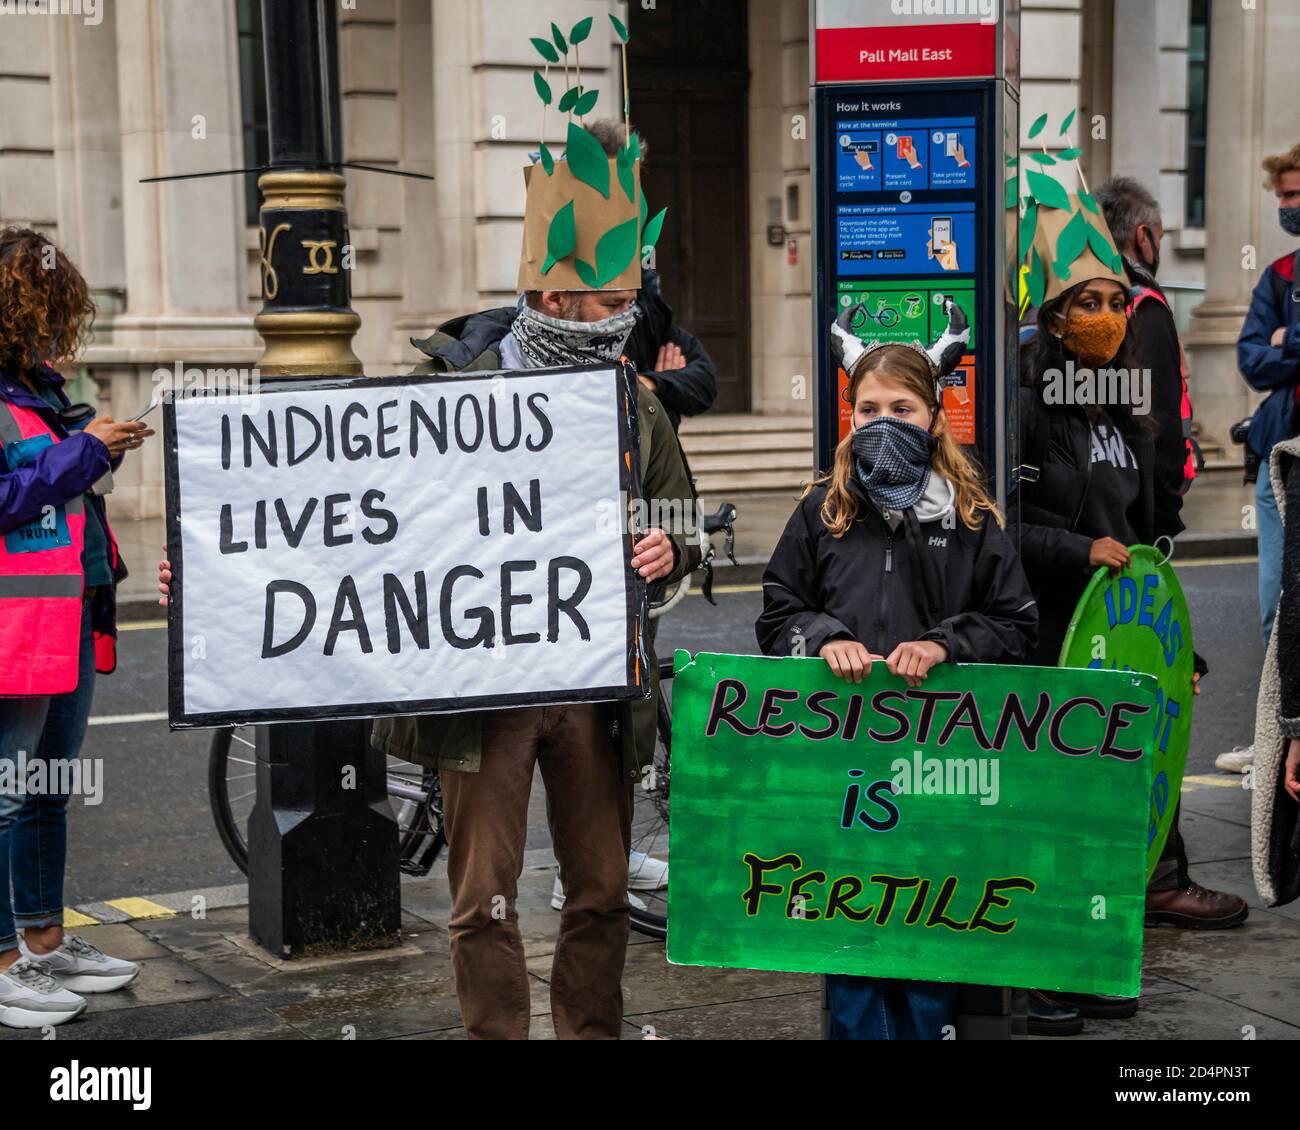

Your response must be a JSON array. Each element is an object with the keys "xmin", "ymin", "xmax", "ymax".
[
  {"xmin": 682, "ymin": 429, "xmax": 814, "ymax": 454},
  {"xmin": 688, "ymin": 448, "xmax": 813, "ymax": 474},
  {"xmin": 693, "ymin": 468, "xmax": 813, "ymax": 494},
  {"xmin": 679, "ymin": 413, "xmax": 812, "ymax": 435}
]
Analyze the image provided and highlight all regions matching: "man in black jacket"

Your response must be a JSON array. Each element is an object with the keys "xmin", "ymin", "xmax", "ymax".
[{"xmin": 1096, "ymin": 176, "xmax": 1192, "ymax": 542}]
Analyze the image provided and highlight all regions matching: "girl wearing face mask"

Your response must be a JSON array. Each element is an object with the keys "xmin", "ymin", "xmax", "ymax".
[
  {"xmin": 1016, "ymin": 277, "xmax": 1157, "ymax": 667},
  {"xmin": 756, "ymin": 305, "xmax": 1038, "ymax": 1041}
]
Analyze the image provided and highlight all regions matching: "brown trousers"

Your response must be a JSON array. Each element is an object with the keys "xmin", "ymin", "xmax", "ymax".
[{"xmin": 440, "ymin": 703, "xmax": 633, "ymax": 1039}]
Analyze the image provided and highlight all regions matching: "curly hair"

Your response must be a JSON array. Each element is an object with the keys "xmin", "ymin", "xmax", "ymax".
[
  {"xmin": 1262, "ymin": 142, "xmax": 1300, "ymax": 190},
  {"xmin": 0, "ymin": 227, "xmax": 95, "ymax": 374}
]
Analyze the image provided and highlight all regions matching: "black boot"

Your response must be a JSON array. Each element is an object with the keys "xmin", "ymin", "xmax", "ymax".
[
  {"xmin": 1040, "ymin": 991, "xmax": 1138, "ymax": 1019},
  {"xmin": 1027, "ymin": 989, "xmax": 1084, "ymax": 1036}
]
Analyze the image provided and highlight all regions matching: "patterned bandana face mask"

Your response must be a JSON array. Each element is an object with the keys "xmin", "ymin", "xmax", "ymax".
[
  {"xmin": 851, "ymin": 416, "xmax": 937, "ymax": 512},
  {"xmin": 511, "ymin": 299, "xmax": 639, "ymax": 369}
]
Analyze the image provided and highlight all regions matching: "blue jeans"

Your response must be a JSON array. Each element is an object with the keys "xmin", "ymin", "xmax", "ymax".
[
  {"xmin": 1258, "ymin": 470, "xmax": 1283, "ymax": 647},
  {"xmin": 826, "ymin": 974, "xmax": 960, "ymax": 1040},
  {"xmin": 0, "ymin": 601, "xmax": 96, "ymax": 953}
]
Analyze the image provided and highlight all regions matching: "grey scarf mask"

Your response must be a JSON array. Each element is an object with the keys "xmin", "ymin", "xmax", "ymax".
[{"xmin": 511, "ymin": 298, "xmax": 639, "ymax": 369}]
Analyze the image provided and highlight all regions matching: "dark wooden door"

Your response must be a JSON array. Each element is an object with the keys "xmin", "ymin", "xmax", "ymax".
[{"xmin": 630, "ymin": 1, "xmax": 750, "ymax": 414}]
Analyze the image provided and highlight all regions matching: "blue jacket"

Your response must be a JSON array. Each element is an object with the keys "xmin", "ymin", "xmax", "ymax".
[
  {"xmin": 0, "ymin": 363, "xmax": 123, "ymax": 646},
  {"xmin": 1239, "ymin": 252, "xmax": 1300, "ymax": 459}
]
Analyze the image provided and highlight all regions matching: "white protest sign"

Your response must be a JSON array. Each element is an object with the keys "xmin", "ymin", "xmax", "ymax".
[{"xmin": 163, "ymin": 366, "xmax": 645, "ymax": 727}]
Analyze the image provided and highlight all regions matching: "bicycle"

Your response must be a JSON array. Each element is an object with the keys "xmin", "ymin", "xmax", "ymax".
[{"xmin": 207, "ymin": 502, "xmax": 739, "ymax": 941}]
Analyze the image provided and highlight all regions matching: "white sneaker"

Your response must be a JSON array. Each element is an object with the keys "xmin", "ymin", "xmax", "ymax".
[
  {"xmin": 1214, "ymin": 746, "xmax": 1254, "ymax": 774},
  {"xmin": 628, "ymin": 850, "xmax": 669, "ymax": 891},
  {"xmin": 19, "ymin": 934, "xmax": 140, "ymax": 994},
  {"xmin": 0, "ymin": 957, "xmax": 87, "ymax": 1028},
  {"xmin": 550, "ymin": 872, "xmax": 647, "ymax": 912}
]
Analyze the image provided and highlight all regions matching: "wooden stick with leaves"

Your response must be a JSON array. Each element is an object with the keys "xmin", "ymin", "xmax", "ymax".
[
  {"xmin": 525, "ymin": 13, "xmax": 667, "ymax": 287},
  {"xmin": 1017, "ymin": 109, "xmax": 1124, "ymax": 310}
]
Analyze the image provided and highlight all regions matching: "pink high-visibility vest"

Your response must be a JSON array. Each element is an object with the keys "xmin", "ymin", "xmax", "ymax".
[{"xmin": 0, "ymin": 398, "xmax": 87, "ymax": 695}]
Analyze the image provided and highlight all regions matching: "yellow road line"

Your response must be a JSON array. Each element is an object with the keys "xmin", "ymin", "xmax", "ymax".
[
  {"xmin": 118, "ymin": 619, "xmax": 167, "ymax": 631},
  {"xmin": 104, "ymin": 897, "xmax": 176, "ymax": 921},
  {"xmin": 63, "ymin": 908, "xmax": 100, "ymax": 927},
  {"xmin": 1176, "ymin": 556, "xmax": 1256, "ymax": 568},
  {"xmin": 689, "ymin": 582, "xmax": 762, "ymax": 596},
  {"xmin": 1182, "ymin": 773, "xmax": 1245, "ymax": 790}
]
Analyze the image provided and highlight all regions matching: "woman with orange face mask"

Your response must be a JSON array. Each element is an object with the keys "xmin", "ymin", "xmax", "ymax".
[{"xmin": 1015, "ymin": 275, "xmax": 1155, "ymax": 667}]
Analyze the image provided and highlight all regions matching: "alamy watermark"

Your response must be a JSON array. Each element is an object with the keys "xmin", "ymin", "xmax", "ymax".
[
  {"xmin": 0, "ymin": 0, "xmax": 102, "ymax": 26},
  {"xmin": 0, "ymin": 751, "xmax": 103, "ymax": 807},
  {"xmin": 1041, "ymin": 360, "xmax": 1152, "ymax": 416},
  {"xmin": 891, "ymin": 0, "xmax": 1000, "ymax": 25}
]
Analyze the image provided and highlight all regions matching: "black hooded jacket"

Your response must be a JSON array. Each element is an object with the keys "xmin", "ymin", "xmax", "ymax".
[
  {"xmin": 756, "ymin": 482, "xmax": 1038, "ymax": 665},
  {"xmin": 407, "ymin": 269, "xmax": 717, "ymax": 429},
  {"xmin": 1012, "ymin": 381, "xmax": 1156, "ymax": 665}
]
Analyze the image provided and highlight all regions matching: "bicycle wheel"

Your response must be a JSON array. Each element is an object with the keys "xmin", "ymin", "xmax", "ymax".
[
  {"xmin": 628, "ymin": 681, "xmax": 672, "ymax": 940},
  {"xmin": 208, "ymin": 726, "xmax": 443, "ymax": 877}
]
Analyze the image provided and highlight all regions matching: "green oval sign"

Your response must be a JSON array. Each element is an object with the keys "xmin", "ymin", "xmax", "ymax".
[{"xmin": 1059, "ymin": 545, "xmax": 1193, "ymax": 878}]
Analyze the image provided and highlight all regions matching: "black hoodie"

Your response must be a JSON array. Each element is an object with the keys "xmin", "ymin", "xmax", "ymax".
[{"xmin": 756, "ymin": 482, "xmax": 1038, "ymax": 665}]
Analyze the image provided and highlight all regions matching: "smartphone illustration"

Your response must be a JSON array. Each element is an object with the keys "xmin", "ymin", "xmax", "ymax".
[
  {"xmin": 944, "ymin": 132, "xmax": 960, "ymax": 157},
  {"xmin": 931, "ymin": 216, "xmax": 952, "ymax": 248}
]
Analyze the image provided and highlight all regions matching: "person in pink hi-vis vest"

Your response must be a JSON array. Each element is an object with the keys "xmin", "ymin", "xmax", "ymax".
[{"xmin": 0, "ymin": 228, "xmax": 153, "ymax": 1029}]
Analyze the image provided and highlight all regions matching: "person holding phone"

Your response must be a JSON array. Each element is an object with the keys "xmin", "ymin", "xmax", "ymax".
[{"xmin": 0, "ymin": 227, "xmax": 151, "ymax": 1029}]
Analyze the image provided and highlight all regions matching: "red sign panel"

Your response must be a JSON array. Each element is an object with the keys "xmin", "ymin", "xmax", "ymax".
[{"xmin": 815, "ymin": 23, "xmax": 997, "ymax": 83}]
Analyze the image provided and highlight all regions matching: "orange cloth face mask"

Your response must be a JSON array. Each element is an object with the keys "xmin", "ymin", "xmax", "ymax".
[{"xmin": 1059, "ymin": 309, "xmax": 1128, "ymax": 367}]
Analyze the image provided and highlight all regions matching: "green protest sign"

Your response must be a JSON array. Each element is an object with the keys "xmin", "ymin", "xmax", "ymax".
[
  {"xmin": 1059, "ymin": 546, "xmax": 1193, "ymax": 878},
  {"xmin": 666, "ymin": 652, "xmax": 1154, "ymax": 996}
]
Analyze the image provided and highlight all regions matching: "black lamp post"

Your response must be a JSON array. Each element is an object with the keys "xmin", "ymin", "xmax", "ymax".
[{"xmin": 246, "ymin": 0, "xmax": 400, "ymax": 957}]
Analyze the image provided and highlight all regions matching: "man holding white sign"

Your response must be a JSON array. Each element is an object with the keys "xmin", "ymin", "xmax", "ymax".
[{"xmin": 367, "ymin": 49, "xmax": 698, "ymax": 1038}]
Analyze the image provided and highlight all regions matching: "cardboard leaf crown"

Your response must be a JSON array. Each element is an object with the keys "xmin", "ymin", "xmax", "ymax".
[
  {"xmin": 1010, "ymin": 112, "xmax": 1127, "ymax": 314},
  {"xmin": 519, "ymin": 14, "xmax": 667, "ymax": 292}
]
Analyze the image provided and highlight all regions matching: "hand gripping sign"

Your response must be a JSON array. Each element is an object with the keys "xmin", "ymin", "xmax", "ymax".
[{"xmin": 162, "ymin": 366, "xmax": 649, "ymax": 727}]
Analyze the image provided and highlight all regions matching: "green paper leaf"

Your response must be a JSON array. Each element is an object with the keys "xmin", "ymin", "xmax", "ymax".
[
  {"xmin": 1027, "ymin": 152, "xmax": 1057, "ymax": 166},
  {"xmin": 1057, "ymin": 147, "xmax": 1082, "ymax": 161},
  {"xmin": 1079, "ymin": 190, "xmax": 1100, "ymax": 214},
  {"xmin": 641, "ymin": 206, "xmax": 667, "ymax": 256},
  {"xmin": 558, "ymin": 85, "xmax": 580, "ymax": 113},
  {"xmin": 1059, "ymin": 109, "xmax": 1077, "ymax": 137},
  {"xmin": 533, "ymin": 71, "xmax": 552, "ymax": 105},
  {"xmin": 574, "ymin": 88, "xmax": 599, "ymax": 117},
  {"xmin": 1004, "ymin": 173, "xmax": 1019, "ymax": 211},
  {"xmin": 610, "ymin": 13, "xmax": 629, "ymax": 43},
  {"xmin": 625, "ymin": 131, "xmax": 641, "ymax": 163},
  {"xmin": 1027, "ymin": 246, "xmax": 1046, "ymax": 308},
  {"xmin": 616, "ymin": 145, "xmax": 636, "ymax": 203},
  {"xmin": 1054, "ymin": 209, "xmax": 1090, "ymax": 278},
  {"xmin": 1026, "ymin": 168, "xmax": 1071, "ymax": 211},
  {"xmin": 574, "ymin": 258, "xmax": 599, "ymax": 288},
  {"xmin": 1085, "ymin": 220, "xmax": 1118, "ymax": 270},
  {"xmin": 539, "ymin": 142, "xmax": 554, "ymax": 176},
  {"xmin": 570, "ymin": 16, "xmax": 593, "ymax": 45},
  {"xmin": 1019, "ymin": 201, "xmax": 1038, "ymax": 262},
  {"xmin": 1027, "ymin": 113, "xmax": 1048, "ymax": 140},
  {"xmin": 551, "ymin": 22, "xmax": 567, "ymax": 53},
  {"xmin": 565, "ymin": 121, "xmax": 610, "ymax": 198},
  {"xmin": 640, "ymin": 184, "xmax": 649, "ymax": 231},
  {"xmin": 530, "ymin": 37, "xmax": 559, "ymax": 64},
  {"xmin": 594, "ymin": 216, "xmax": 640, "ymax": 287},
  {"xmin": 1005, "ymin": 154, "xmax": 1019, "ymax": 167},
  {"xmin": 542, "ymin": 199, "xmax": 576, "ymax": 275}
]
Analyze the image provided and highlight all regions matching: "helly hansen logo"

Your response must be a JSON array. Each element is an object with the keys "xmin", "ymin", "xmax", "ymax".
[{"xmin": 928, "ymin": 536, "xmax": 948, "ymax": 548}]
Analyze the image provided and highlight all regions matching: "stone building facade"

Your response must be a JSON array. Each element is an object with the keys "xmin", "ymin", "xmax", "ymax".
[{"xmin": 0, "ymin": 0, "xmax": 1294, "ymax": 526}]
